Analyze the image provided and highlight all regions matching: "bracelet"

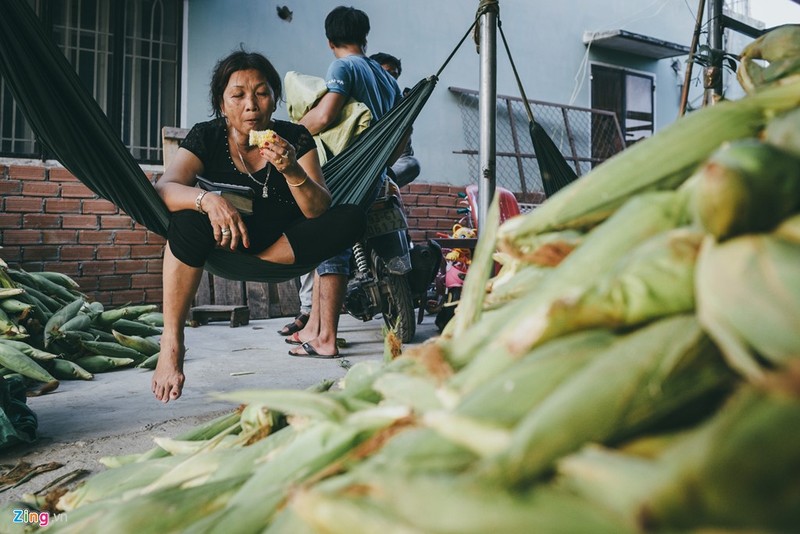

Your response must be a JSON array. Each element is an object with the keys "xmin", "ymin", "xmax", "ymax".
[
  {"xmin": 286, "ymin": 175, "xmax": 308, "ymax": 188},
  {"xmin": 195, "ymin": 189, "xmax": 208, "ymax": 214}
]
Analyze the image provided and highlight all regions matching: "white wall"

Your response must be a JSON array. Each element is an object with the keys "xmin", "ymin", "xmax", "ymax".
[{"xmin": 183, "ymin": 0, "xmax": 728, "ymax": 187}]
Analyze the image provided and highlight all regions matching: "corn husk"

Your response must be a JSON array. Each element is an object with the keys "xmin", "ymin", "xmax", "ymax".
[
  {"xmin": 554, "ymin": 445, "xmax": 661, "ymax": 528},
  {"xmin": 695, "ymin": 231, "xmax": 800, "ymax": 379},
  {"xmin": 501, "ymin": 227, "xmax": 702, "ymax": 353},
  {"xmin": 50, "ymin": 475, "xmax": 249, "ymax": 534},
  {"xmin": 454, "ymin": 329, "xmax": 617, "ymax": 425},
  {"xmin": 447, "ymin": 190, "xmax": 691, "ymax": 368},
  {"xmin": 482, "ymin": 315, "xmax": 735, "ymax": 485},
  {"xmin": 764, "ymin": 107, "xmax": 800, "ymax": 157},
  {"xmin": 290, "ymin": 471, "xmax": 626, "ymax": 534},
  {"xmin": 737, "ymin": 25, "xmax": 800, "ymax": 93},
  {"xmin": 691, "ymin": 139, "xmax": 800, "ymax": 240},
  {"xmin": 639, "ymin": 369, "xmax": 800, "ymax": 531}
]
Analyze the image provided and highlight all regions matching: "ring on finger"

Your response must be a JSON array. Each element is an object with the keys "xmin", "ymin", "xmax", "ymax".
[{"xmin": 221, "ymin": 227, "xmax": 231, "ymax": 235}]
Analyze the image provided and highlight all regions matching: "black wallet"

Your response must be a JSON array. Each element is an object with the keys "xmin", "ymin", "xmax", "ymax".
[{"xmin": 196, "ymin": 176, "xmax": 254, "ymax": 216}]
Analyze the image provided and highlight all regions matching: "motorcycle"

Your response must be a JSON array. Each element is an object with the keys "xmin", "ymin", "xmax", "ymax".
[{"xmin": 343, "ymin": 178, "xmax": 440, "ymax": 343}]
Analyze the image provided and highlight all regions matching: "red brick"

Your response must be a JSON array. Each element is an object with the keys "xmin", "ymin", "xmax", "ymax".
[
  {"xmin": 429, "ymin": 184, "xmax": 455, "ymax": 194},
  {"xmin": 21, "ymin": 182, "xmax": 60, "ymax": 197},
  {"xmin": 1, "ymin": 230, "xmax": 43, "ymax": 245},
  {"xmin": 407, "ymin": 207, "xmax": 428, "ymax": 218},
  {"xmin": 428, "ymin": 207, "xmax": 453, "ymax": 218},
  {"xmin": 99, "ymin": 275, "xmax": 131, "ymax": 290},
  {"xmin": 45, "ymin": 198, "xmax": 81, "ymax": 213},
  {"xmin": 93, "ymin": 292, "xmax": 113, "ymax": 307},
  {"xmin": 60, "ymin": 246, "xmax": 97, "ymax": 261},
  {"xmin": 0, "ymin": 247, "xmax": 22, "ymax": 262},
  {"xmin": 146, "ymin": 259, "xmax": 163, "ymax": 274},
  {"xmin": 62, "ymin": 215, "xmax": 99, "ymax": 229},
  {"xmin": 147, "ymin": 233, "xmax": 166, "ymax": 245},
  {"xmin": 415, "ymin": 195, "xmax": 438, "ymax": 207},
  {"xmin": 82, "ymin": 199, "xmax": 118, "ymax": 215},
  {"xmin": 111, "ymin": 290, "xmax": 147, "ymax": 306},
  {"xmin": 42, "ymin": 262, "xmax": 80, "ymax": 277},
  {"xmin": 144, "ymin": 288, "xmax": 163, "ymax": 305},
  {"xmin": 114, "ymin": 259, "xmax": 147, "ymax": 274},
  {"xmin": 9, "ymin": 165, "xmax": 45, "ymax": 180},
  {"xmin": 437, "ymin": 197, "xmax": 461, "ymax": 207},
  {"xmin": 4, "ymin": 197, "xmax": 44, "ymax": 213},
  {"xmin": 131, "ymin": 273, "xmax": 162, "ymax": 288},
  {"xmin": 0, "ymin": 180, "xmax": 22, "ymax": 196},
  {"xmin": 130, "ymin": 245, "xmax": 164, "ymax": 259},
  {"xmin": 78, "ymin": 230, "xmax": 114, "ymax": 244},
  {"xmin": 402, "ymin": 194, "xmax": 418, "ymax": 205},
  {"xmin": 18, "ymin": 261, "xmax": 44, "ymax": 273},
  {"xmin": 80, "ymin": 262, "xmax": 109, "ymax": 276},
  {"xmin": 100, "ymin": 215, "xmax": 134, "ymax": 229},
  {"xmin": 22, "ymin": 214, "xmax": 62, "ymax": 229},
  {"xmin": 114, "ymin": 230, "xmax": 147, "ymax": 245},
  {"xmin": 22, "ymin": 246, "xmax": 60, "ymax": 261},
  {"xmin": 75, "ymin": 276, "xmax": 100, "ymax": 292},
  {"xmin": 408, "ymin": 230, "xmax": 427, "ymax": 242},
  {"xmin": 48, "ymin": 168, "xmax": 79, "ymax": 182},
  {"xmin": 0, "ymin": 214, "xmax": 22, "ymax": 228},
  {"xmin": 42, "ymin": 230, "xmax": 78, "ymax": 244},
  {"xmin": 60, "ymin": 182, "xmax": 97, "ymax": 198},
  {"xmin": 407, "ymin": 183, "xmax": 431, "ymax": 194},
  {"xmin": 96, "ymin": 245, "xmax": 131, "ymax": 260}
]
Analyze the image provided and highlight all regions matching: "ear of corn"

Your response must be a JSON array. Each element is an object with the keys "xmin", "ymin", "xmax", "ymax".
[
  {"xmin": 454, "ymin": 329, "xmax": 617, "ymax": 425},
  {"xmin": 0, "ymin": 343, "xmax": 58, "ymax": 383},
  {"xmin": 765, "ymin": 107, "xmax": 800, "ymax": 157},
  {"xmin": 696, "ymin": 231, "xmax": 800, "ymax": 378},
  {"xmin": 692, "ymin": 139, "xmax": 800, "ymax": 240},
  {"xmin": 449, "ymin": 190, "xmax": 691, "ymax": 368},
  {"xmin": 639, "ymin": 372, "xmax": 800, "ymax": 531},
  {"xmin": 48, "ymin": 358, "xmax": 93, "ymax": 380},
  {"xmin": 737, "ymin": 25, "xmax": 800, "ymax": 93},
  {"xmin": 482, "ymin": 315, "xmax": 734, "ymax": 484}
]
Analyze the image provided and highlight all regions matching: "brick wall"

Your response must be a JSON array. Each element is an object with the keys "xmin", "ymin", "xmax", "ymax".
[
  {"xmin": 1, "ymin": 162, "xmax": 469, "ymax": 309},
  {"xmin": 0, "ymin": 163, "xmax": 166, "ymax": 307}
]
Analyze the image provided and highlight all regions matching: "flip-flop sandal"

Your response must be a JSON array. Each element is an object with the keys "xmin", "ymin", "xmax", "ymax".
[
  {"xmin": 286, "ymin": 334, "xmax": 346, "ymax": 347},
  {"xmin": 289, "ymin": 342, "xmax": 340, "ymax": 359},
  {"xmin": 278, "ymin": 313, "xmax": 309, "ymax": 336}
]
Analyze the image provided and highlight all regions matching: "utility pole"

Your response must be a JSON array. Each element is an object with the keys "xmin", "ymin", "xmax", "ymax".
[
  {"xmin": 705, "ymin": 0, "xmax": 724, "ymax": 104},
  {"xmin": 477, "ymin": 0, "xmax": 498, "ymax": 227}
]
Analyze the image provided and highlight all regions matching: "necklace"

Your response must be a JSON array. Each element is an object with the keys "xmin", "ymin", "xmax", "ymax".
[{"xmin": 235, "ymin": 143, "xmax": 272, "ymax": 198}]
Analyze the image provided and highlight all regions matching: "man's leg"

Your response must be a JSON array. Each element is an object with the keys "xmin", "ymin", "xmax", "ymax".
[{"xmin": 290, "ymin": 272, "xmax": 345, "ymax": 357}]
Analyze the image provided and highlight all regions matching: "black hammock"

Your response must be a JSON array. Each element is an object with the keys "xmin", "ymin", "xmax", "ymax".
[{"xmin": 0, "ymin": 0, "xmax": 436, "ymax": 282}]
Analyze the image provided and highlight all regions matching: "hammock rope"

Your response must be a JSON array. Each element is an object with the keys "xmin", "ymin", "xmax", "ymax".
[{"xmin": 496, "ymin": 21, "xmax": 579, "ymax": 197}]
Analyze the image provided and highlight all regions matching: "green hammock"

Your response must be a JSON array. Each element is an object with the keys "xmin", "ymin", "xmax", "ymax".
[{"xmin": 0, "ymin": 0, "xmax": 436, "ymax": 283}]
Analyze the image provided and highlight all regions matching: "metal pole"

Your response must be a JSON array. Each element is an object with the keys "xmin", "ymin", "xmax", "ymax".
[
  {"xmin": 705, "ymin": 0, "xmax": 724, "ymax": 105},
  {"xmin": 680, "ymin": 0, "xmax": 706, "ymax": 116},
  {"xmin": 478, "ymin": 5, "xmax": 497, "ymax": 228}
]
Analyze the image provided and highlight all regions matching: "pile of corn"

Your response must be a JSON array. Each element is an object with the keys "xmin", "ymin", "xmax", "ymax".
[
  {"xmin": 0, "ymin": 256, "xmax": 163, "ymax": 391},
  {"xmin": 8, "ymin": 27, "xmax": 800, "ymax": 533}
]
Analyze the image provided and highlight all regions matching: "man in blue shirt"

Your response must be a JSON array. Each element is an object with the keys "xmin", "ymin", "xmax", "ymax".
[{"xmin": 293, "ymin": 6, "xmax": 402, "ymax": 358}]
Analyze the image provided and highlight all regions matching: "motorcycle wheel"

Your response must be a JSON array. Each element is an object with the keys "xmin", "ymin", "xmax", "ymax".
[{"xmin": 372, "ymin": 251, "xmax": 416, "ymax": 343}]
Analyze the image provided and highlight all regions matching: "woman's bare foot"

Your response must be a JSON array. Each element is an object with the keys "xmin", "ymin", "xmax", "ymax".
[{"xmin": 152, "ymin": 339, "xmax": 185, "ymax": 403}]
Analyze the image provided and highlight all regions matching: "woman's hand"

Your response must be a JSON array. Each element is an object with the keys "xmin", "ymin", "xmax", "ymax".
[
  {"xmin": 200, "ymin": 192, "xmax": 250, "ymax": 251},
  {"xmin": 258, "ymin": 133, "xmax": 299, "ymax": 174}
]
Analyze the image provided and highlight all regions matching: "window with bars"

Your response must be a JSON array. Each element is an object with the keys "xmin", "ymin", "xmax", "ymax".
[
  {"xmin": 0, "ymin": 0, "xmax": 181, "ymax": 163},
  {"xmin": 591, "ymin": 65, "xmax": 654, "ymax": 146}
]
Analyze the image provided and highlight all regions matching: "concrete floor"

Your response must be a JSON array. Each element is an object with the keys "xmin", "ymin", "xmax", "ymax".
[{"xmin": 1, "ymin": 313, "xmax": 440, "ymax": 503}]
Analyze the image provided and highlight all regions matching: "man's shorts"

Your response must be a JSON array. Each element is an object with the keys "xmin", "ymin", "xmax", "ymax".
[{"xmin": 316, "ymin": 247, "xmax": 352, "ymax": 276}]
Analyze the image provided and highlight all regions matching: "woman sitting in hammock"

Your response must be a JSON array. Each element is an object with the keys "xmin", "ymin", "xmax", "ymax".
[{"xmin": 152, "ymin": 49, "xmax": 365, "ymax": 403}]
